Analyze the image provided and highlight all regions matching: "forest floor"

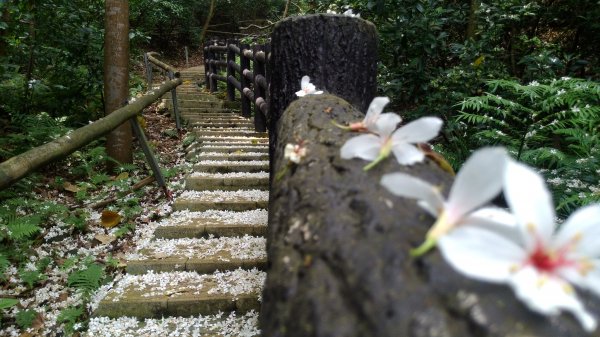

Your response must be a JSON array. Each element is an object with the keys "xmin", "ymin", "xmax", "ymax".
[{"xmin": 0, "ymin": 97, "xmax": 192, "ymax": 335}]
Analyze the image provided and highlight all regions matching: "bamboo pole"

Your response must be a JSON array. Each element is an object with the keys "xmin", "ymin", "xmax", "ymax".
[{"xmin": 0, "ymin": 79, "xmax": 181, "ymax": 190}]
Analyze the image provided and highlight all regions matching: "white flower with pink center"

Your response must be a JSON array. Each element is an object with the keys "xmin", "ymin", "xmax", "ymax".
[{"xmin": 439, "ymin": 160, "xmax": 600, "ymax": 332}]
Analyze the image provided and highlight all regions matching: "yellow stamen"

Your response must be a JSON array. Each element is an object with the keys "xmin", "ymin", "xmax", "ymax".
[
  {"xmin": 509, "ymin": 264, "xmax": 520, "ymax": 273},
  {"xmin": 536, "ymin": 275, "xmax": 548, "ymax": 288},
  {"xmin": 527, "ymin": 222, "xmax": 537, "ymax": 233},
  {"xmin": 579, "ymin": 258, "xmax": 594, "ymax": 276},
  {"xmin": 563, "ymin": 283, "xmax": 574, "ymax": 295}
]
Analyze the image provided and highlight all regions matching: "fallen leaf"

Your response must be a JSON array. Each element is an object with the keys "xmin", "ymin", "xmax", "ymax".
[
  {"xmin": 114, "ymin": 172, "xmax": 129, "ymax": 181},
  {"xmin": 63, "ymin": 182, "xmax": 80, "ymax": 193},
  {"xmin": 323, "ymin": 107, "xmax": 333, "ymax": 114},
  {"xmin": 94, "ymin": 234, "xmax": 117, "ymax": 245},
  {"xmin": 100, "ymin": 210, "xmax": 122, "ymax": 228}
]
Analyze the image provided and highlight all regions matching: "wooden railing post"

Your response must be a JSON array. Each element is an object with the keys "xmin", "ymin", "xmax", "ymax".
[
  {"xmin": 226, "ymin": 40, "xmax": 237, "ymax": 101},
  {"xmin": 130, "ymin": 117, "xmax": 169, "ymax": 197},
  {"xmin": 239, "ymin": 43, "xmax": 252, "ymax": 118},
  {"xmin": 209, "ymin": 45, "xmax": 218, "ymax": 92},
  {"xmin": 203, "ymin": 44, "xmax": 210, "ymax": 89},
  {"xmin": 143, "ymin": 52, "xmax": 153, "ymax": 90},
  {"xmin": 167, "ymin": 70, "xmax": 181, "ymax": 131},
  {"xmin": 253, "ymin": 44, "xmax": 267, "ymax": 132}
]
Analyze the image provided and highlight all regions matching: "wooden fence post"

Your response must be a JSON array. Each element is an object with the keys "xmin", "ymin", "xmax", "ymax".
[
  {"xmin": 143, "ymin": 52, "xmax": 153, "ymax": 90},
  {"xmin": 226, "ymin": 40, "xmax": 237, "ymax": 101},
  {"xmin": 253, "ymin": 44, "xmax": 267, "ymax": 132},
  {"xmin": 267, "ymin": 14, "xmax": 378, "ymax": 161},
  {"xmin": 239, "ymin": 43, "xmax": 252, "ymax": 118},
  {"xmin": 203, "ymin": 44, "xmax": 210, "ymax": 89},
  {"xmin": 209, "ymin": 45, "xmax": 218, "ymax": 92}
]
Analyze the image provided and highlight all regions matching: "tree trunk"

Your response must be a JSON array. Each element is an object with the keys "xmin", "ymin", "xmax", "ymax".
[
  {"xmin": 0, "ymin": 79, "xmax": 180, "ymax": 191},
  {"xmin": 282, "ymin": 0, "xmax": 291, "ymax": 18},
  {"xmin": 465, "ymin": 0, "xmax": 479, "ymax": 40},
  {"xmin": 261, "ymin": 94, "xmax": 599, "ymax": 337},
  {"xmin": 199, "ymin": 0, "xmax": 216, "ymax": 46},
  {"xmin": 104, "ymin": 0, "xmax": 132, "ymax": 169}
]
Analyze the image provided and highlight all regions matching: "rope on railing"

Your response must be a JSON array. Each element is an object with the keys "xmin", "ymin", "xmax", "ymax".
[{"xmin": 204, "ymin": 40, "xmax": 270, "ymax": 132}]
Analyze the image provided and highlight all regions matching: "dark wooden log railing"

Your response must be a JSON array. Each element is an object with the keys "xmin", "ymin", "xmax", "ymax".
[
  {"xmin": 204, "ymin": 41, "xmax": 269, "ymax": 132},
  {"xmin": 207, "ymin": 14, "xmax": 597, "ymax": 337}
]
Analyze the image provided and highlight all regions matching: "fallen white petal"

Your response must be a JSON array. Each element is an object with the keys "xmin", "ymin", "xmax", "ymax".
[
  {"xmin": 391, "ymin": 142, "xmax": 425, "ymax": 165},
  {"xmin": 391, "ymin": 117, "xmax": 442, "ymax": 143}
]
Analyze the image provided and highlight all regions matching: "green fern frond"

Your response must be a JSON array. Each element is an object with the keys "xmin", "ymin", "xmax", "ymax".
[
  {"xmin": 67, "ymin": 263, "xmax": 105, "ymax": 295},
  {"xmin": 0, "ymin": 298, "xmax": 19, "ymax": 310},
  {"xmin": 6, "ymin": 215, "xmax": 41, "ymax": 241}
]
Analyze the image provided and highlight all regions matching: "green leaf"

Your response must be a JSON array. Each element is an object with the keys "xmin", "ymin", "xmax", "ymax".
[
  {"xmin": 67, "ymin": 263, "xmax": 105, "ymax": 295},
  {"xmin": 0, "ymin": 298, "xmax": 19, "ymax": 310},
  {"xmin": 16, "ymin": 309, "xmax": 38, "ymax": 328}
]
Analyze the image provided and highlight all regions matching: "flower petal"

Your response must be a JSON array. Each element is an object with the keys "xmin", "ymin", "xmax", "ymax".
[
  {"xmin": 340, "ymin": 134, "xmax": 381, "ymax": 161},
  {"xmin": 509, "ymin": 266, "xmax": 597, "ymax": 332},
  {"xmin": 462, "ymin": 207, "xmax": 522, "ymax": 245},
  {"xmin": 446, "ymin": 147, "xmax": 507, "ymax": 223},
  {"xmin": 301, "ymin": 75, "xmax": 310, "ymax": 87},
  {"xmin": 313, "ymin": 90, "xmax": 323, "ymax": 95},
  {"xmin": 504, "ymin": 160, "xmax": 555, "ymax": 249},
  {"xmin": 391, "ymin": 143, "xmax": 425, "ymax": 165},
  {"xmin": 558, "ymin": 259, "xmax": 600, "ymax": 298},
  {"xmin": 370, "ymin": 112, "xmax": 401, "ymax": 135},
  {"xmin": 391, "ymin": 117, "xmax": 443, "ymax": 143},
  {"xmin": 364, "ymin": 96, "xmax": 390, "ymax": 126},
  {"xmin": 380, "ymin": 173, "xmax": 444, "ymax": 217},
  {"xmin": 438, "ymin": 226, "xmax": 525, "ymax": 282},
  {"xmin": 295, "ymin": 90, "xmax": 306, "ymax": 97},
  {"xmin": 555, "ymin": 204, "xmax": 600, "ymax": 257}
]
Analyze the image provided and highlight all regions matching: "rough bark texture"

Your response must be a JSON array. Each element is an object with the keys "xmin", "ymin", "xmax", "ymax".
[
  {"xmin": 260, "ymin": 94, "xmax": 600, "ymax": 337},
  {"xmin": 0, "ymin": 80, "xmax": 180, "ymax": 191},
  {"xmin": 104, "ymin": 0, "xmax": 132, "ymax": 166},
  {"xmin": 268, "ymin": 14, "xmax": 378, "ymax": 162}
]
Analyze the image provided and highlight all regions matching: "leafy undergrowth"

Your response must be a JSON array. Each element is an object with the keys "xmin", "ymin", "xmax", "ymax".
[{"xmin": 0, "ymin": 103, "xmax": 190, "ymax": 336}]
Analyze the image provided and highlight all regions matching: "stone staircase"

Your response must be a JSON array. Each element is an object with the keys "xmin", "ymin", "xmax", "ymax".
[{"xmin": 87, "ymin": 66, "xmax": 269, "ymax": 336}]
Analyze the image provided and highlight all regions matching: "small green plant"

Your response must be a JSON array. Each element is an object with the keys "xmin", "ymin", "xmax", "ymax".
[
  {"xmin": 19, "ymin": 269, "xmax": 47, "ymax": 289},
  {"xmin": 57, "ymin": 306, "xmax": 84, "ymax": 334},
  {"xmin": 15, "ymin": 309, "xmax": 38, "ymax": 329},
  {"xmin": 67, "ymin": 263, "xmax": 105, "ymax": 296}
]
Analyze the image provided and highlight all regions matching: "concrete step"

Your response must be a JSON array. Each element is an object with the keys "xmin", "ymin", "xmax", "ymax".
[
  {"xmin": 192, "ymin": 144, "xmax": 268, "ymax": 152},
  {"xmin": 194, "ymin": 160, "xmax": 269, "ymax": 173},
  {"xmin": 185, "ymin": 172, "xmax": 269, "ymax": 191},
  {"xmin": 173, "ymin": 189, "xmax": 269, "ymax": 212},
  {"xmin": 179, "ymin": 108, "xmax": 237, "ymax": 116},
  {"xmin": 93, "ymin": 269, "xmax": 265, "ymax": 318},
  {"xmin": 167, "ymin": 100, "xmax": 224, "ymax": 109},
  {"xmin": 125, "ymin": 236, "xmax": 267, "ymax": 274},
  {"xmin": 188, "ymin": 152, "xmax": 270, "ymax": 162},
  {"xmin": 182, "ymin": 114, "xmax": 247, "ymax": 120},
  {"xmin": 153, "ymin": 209, "xmax": 268, "ymax": 239},
  {"xmin": 191, "ymin": 135, "xmax": 267, "ymax": 143},
  {"xmin": 194, "ymin": 130, "xmax": 265, "ymax": 137},
  {"xmin": 87, "ymin": 311, "xmax": 260, "ymax": 336},
  {"xmin": 190, "ymin": 120, "xmax": 254, "ymax": 127},
  {"xmin": 163, "ymin": 93, "xmax": 217, "ymax": 101}
]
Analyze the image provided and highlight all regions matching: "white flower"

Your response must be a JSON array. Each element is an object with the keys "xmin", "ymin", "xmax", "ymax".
[
  {"xmin": 326, "ymin": 9, "xmax": 338, "ymax": 14},
  {"xmin": 295, "ymin": 76, "xmax": 323, "ymax": 97},
  {"xmin": 340, "ymin": 114, "xmax": 442, "ymax": 170},
  {"xmin": 528, "ymin": 80, "xmax": 540, "ymax": 86},
  {"xmin": 284, "ymin": 143, "xmax": 307, "ymax": 164},
  {"xmin": 438, "ymin": 160, "xmax": 599, "ymax": 332},
  {"xmin": 345, "ymin": 96, "xmax": 401, "ymax": 133},
  {"xmin": 380, "ymin": 147, "xmax": 511, "ymax": 254},
  {"xmin": 343, "ymin": 9, "xmax": 360, "ymax": 17}
]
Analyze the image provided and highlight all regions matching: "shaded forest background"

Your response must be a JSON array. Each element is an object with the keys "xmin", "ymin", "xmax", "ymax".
[{"xmin": 0, "ymin": 0, "xmax": 599, "ymax": 210}]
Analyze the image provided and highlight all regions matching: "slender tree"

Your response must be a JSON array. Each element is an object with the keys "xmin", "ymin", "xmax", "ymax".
[
  {"xmin": 199, "ymin": 0, "xmax": 216, "ymax": 45},
  {"xmin": 104, "ymin": 0, "xmax": 132, "ymax": 168}
]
